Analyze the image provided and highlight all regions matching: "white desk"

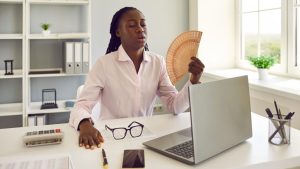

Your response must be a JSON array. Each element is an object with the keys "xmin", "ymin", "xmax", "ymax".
[{"xmin": 1, "ymin": 113, "xmax": 300, "ymax": 169}]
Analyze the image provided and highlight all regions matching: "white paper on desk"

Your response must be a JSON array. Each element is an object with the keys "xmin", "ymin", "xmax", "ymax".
[
  {"xmin": 0, "ymin": 153, "xmax": 73, "ymax": 169},
  {"xmin": 99, "ymin": 125, "xmax": 155, "ymax": 141}
]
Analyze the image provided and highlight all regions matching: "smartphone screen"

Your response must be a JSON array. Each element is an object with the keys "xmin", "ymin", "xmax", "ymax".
[{"xmin": 122, "ymin": 149, "xmax": 145, "ymax": 169}]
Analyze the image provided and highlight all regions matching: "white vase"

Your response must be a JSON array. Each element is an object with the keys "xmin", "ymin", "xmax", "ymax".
[
  {"xmin": 257, "ymin": 68, "xmax": 268, "ymax": 80},
  {"xmin": 42, "ymin": 30, "xmax": 51, "ymax": 36}
]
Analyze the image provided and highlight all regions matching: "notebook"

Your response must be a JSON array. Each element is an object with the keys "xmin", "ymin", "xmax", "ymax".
[{"xmin": 143, "ymin": 76, "xmax": 252, "ymax": 165}]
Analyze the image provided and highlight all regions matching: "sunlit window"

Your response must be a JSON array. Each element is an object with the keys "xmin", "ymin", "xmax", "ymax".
[
  {"xmin": 241, "ymin": 0, "xmax": 281, "ymax": 62},
  {"xmin": 239, "ymin": 0, "xmax": 300, "ymax": 77}
]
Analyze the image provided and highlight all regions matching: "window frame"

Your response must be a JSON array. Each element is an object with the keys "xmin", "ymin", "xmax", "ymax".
[
  {"xmin": 288, "ymin": 0, "xmax": 300, "ymax": 77},
  {"xmin": 236, "ymin": 0, "xmax": 300, "ymax": 78}
]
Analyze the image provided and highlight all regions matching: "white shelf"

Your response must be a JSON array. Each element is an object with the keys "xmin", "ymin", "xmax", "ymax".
[
  {"xmin": 28, "ymin": 73, "xmax": 86, "ymax": 78},
  {"xmin": 0, "ymin": 70, "xmax": 23, "ymax": 79},
  {"xmin": 28, "ymin": 0, "xmax": 88, "ymax": 5},
  {"xmin": 0, "ymin": 34, "xmax": 23, "ymax": 39},
  {"xmin": 0, "ymin": 0, "xmax": 23, "ymax": 4},
  {"xmin": 0, "ymin": 103, "xmax": 23, "ymax": 116},
  {"xmin": 28, "ymin": 100, "xmax": 74, "ymax": 115},
  {"xmin": 29, "ymin": 33, "xmax": 89, "ymax": 39},
  {"xmin": 28, "ymin": 108, "xmax": 72, "ymax": 114}
]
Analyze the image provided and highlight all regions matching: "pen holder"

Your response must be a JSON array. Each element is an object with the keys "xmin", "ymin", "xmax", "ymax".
[{"xmin": 268, "ymin": 115, "xmax": 291, "ymax": 145}]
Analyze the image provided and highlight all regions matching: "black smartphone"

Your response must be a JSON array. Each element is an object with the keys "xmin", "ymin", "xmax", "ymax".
[{"xmin": 122, "ymin": 149, "xmax": 145, "ymax": 169}]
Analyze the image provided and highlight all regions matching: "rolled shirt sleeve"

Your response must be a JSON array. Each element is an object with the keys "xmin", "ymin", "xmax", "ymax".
[{"xmin": 156, "ymin": 56, "xmax": 191, "ymax": 114}]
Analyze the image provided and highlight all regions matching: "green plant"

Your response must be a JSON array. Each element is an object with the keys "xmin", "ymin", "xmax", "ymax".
[
  {"xmin": 248, "ymin": 56, "xmax": 276, "ymax": 69},
  {"xmin": 41, "ymin": 23, "xmax": 50, "ymax": 31}
]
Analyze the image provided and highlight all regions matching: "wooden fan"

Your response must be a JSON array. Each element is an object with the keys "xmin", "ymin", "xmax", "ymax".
[{"xmin": 166, "ymin": 31, "xmax": 202, "ymax": 85}]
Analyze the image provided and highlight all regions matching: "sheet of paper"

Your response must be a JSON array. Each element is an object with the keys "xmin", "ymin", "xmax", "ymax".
[{"xmin": 0, "ymin": 153, "xmax": 73, "ymax": 169}]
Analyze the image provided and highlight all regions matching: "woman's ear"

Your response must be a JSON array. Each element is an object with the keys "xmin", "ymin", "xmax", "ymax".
[{"xmin": 116, "ymin": 29, "xmax": 121, "ymax": 37}]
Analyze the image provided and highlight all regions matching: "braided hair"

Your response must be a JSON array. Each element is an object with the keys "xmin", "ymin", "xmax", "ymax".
[{"xmin": 106, "ymin": 7, "xmax": 149, "ymax": 54}]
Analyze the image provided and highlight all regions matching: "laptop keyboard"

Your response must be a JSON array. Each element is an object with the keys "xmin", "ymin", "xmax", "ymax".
[{"xmin": 165, "ymin": 140, "xmax": 194, "ymax": 159}]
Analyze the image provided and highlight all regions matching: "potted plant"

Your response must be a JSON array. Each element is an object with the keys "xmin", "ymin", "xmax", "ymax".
[
  {"xmin": 41, "ymin": 23, "xmax": 51, "ymax": 36},
  {"xmin": 248, "ymin": 56, "xmax": 276, "ymax": 80}
]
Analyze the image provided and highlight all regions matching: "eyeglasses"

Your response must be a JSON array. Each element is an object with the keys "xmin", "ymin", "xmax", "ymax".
[{"xmin": 105, "ymin": 121, "xmax": 144, "ymax": 140}]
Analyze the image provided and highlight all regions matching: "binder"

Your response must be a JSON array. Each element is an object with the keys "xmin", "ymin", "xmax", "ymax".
[
  {"xmin": 28, "ymin": 115, "xmax": 36, "ymax": 126},
  {"xmin": 74, "ymin": 42, "xmax": 83, "ymax": 74},
  {"xmin": 82, "ymin": 42, "xmax": 89, "ymax": 73},
  {"xmin": 37, "ymin": 115, "xmax": 47, "ymax": 126},
  {"xmin": 65, "ymin": 42, "xmax": 74, "ymax": 74}
]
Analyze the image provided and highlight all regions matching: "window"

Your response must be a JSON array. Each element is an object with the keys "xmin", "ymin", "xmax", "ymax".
[
  {"xmin": 238, "ymin": 0, "xmax": 300, "ymax": 77},
  {"xmin": 292, "ymin": 0, "xmax": 300, "ymax": 74}
]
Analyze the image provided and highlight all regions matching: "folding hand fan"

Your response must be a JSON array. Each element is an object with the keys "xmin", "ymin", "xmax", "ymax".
[{"xmin": 166, "ymin": 31, "xmax": 202, "ymax": 85}]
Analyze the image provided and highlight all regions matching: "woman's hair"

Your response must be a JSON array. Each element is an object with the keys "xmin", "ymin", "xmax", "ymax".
[{"xmin": 106, "ymin": 7, "xmax": 149, "ymax": 54}]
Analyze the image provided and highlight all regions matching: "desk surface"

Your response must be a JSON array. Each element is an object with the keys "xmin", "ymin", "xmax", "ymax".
[{"xmin": 1, "ymin": 113, "xmax": 300, "ymax": 169}]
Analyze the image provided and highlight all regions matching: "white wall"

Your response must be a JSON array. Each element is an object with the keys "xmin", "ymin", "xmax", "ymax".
[
  {"xmin": 250, "ymin": 90, "xmax": 300, "ymax": 130},
  {"xmin": 91, "ymin": 0, "xmax": 189, "ymax": 64},
  {"xmin": 189, "ymin": 0, "xmax": 236, "ymax": 69}
]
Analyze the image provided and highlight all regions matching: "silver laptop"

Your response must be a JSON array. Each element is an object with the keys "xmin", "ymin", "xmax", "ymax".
[{"xmin": 143, "ymin": 76, "xmax": 252, "ymax": 165}]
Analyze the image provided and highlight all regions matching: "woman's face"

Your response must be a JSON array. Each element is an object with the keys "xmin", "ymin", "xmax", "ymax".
[{"xmin": 116, "ymin": 9, "xmax": 147, "ymax": 51}]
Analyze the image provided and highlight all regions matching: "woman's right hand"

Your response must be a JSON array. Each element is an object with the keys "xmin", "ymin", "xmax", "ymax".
[{"xmin": 79, "ymin": 119, "xmax": 104, "ymax": 149}]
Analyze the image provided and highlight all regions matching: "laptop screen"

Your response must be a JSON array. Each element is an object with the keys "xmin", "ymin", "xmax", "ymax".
[
  {"xmin": 143, "ymin": 76, "xmax": 252, "ymax": 165},
  {"xmin": 189, "ymin": 75, "xmax": 252, "ymax": 163}
]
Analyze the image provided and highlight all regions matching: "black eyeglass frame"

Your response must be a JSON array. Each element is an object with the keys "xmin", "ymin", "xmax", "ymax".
[{"xmin": 105, "ymin": 121, "xmax": 144, "ymax": 140}]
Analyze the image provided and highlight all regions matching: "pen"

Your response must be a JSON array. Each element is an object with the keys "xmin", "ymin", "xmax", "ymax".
[
  {"xmin": 274, "ymin": 100, "xmax": 282, "ymax": 119},
  {"xmin": 285, "ymin": 112, "xmax": 295, "ymax": 120},
  {"xmin": 265, "ymin": 108, "xmax": 273, "ymax": 118},
  {"xmin": 279, "ymin": 109, "xmax": 288, "ymax": 143},
  {"xmin": 274, "ymin": 100, "xmax": 287, "ymax": 143},
  {"xmin": 102, "ymin": 148, "xmax": 109, "ymax": 169}
]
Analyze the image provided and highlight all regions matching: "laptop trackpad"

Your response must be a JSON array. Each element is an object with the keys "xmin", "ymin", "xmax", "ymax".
[
  {"xmin": 177, "ymin": 127, "xmax": 192, "ymax": 137},
  {"xmin": 143, "ymin": 128, "xmax": 192, "ymax": 150}
]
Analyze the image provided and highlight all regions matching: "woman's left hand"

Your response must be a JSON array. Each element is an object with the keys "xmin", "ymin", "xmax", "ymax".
[{"xmin": 188, "ymin": 57, "xmax": 205, "ymax": 84}]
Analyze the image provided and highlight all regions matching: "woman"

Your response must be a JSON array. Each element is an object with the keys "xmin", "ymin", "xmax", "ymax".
[{"xmin": 69, "ymin": 7, "xmax": 205, "ymax": 149}]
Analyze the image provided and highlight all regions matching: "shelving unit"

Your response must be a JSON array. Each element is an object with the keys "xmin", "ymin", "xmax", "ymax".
[
  {"xmin": 25, "ymin": 0, "xmax": 91, "ymax": 126},
  {"xmin": 0, "ymin": 0, "xmax": 25, "ymax": 128},
  {"xmin": 0, "ymin": 0, "xmax": 91, "ymax": 128}
]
